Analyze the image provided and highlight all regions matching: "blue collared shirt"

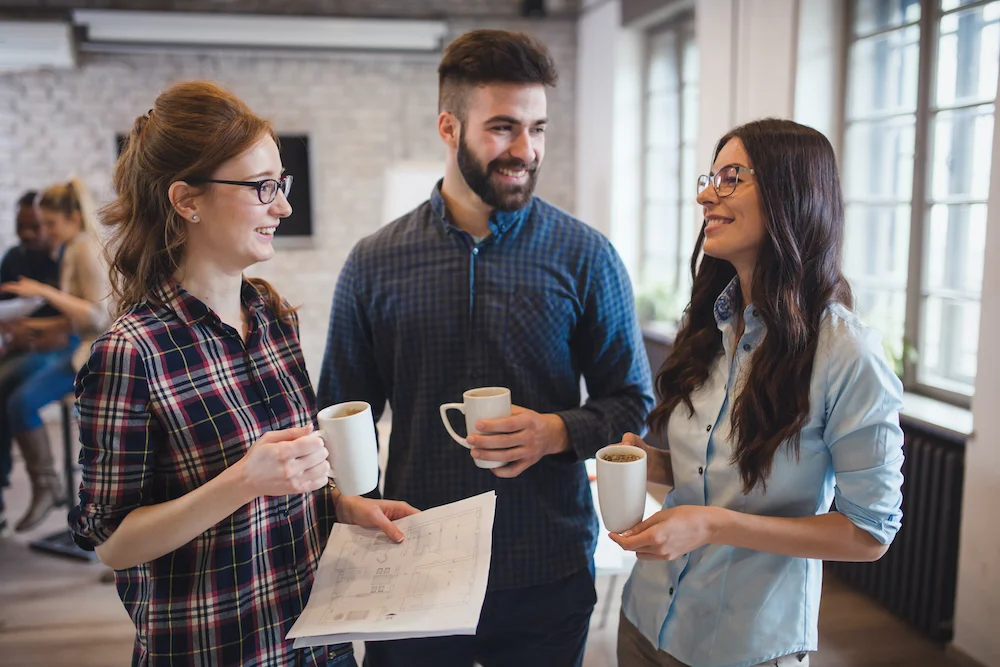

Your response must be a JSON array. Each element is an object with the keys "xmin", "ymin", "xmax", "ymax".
[
  {"xmin": 622, "ymin": 278, "xmax": 904, "ymax": 667},
  {"xmin": 318, "ymin": 183, "xmax": 654, "ymax": 589}
]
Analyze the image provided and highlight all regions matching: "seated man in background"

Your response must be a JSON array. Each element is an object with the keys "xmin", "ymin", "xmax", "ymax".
[{"xmin": 0, "ymin": 190, "xmax": 67, "ymax": 535}]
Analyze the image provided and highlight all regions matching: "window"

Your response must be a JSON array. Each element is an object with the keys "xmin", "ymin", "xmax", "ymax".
[
  {"xmin": 843, "ymin": 0, "xmax": 998, "ymax": 401},
  {"xmin": 636, "ymin": 13, "xmax": 698, "ymax": 327}
]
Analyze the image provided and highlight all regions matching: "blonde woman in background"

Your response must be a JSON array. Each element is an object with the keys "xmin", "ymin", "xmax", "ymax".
[{"xmin": 0, "ymin": 179, "xmax": 110, "ymax": 532}]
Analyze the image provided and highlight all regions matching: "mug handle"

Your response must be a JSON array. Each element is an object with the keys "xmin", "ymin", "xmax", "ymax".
[{"xmin": 439, "ymin": 403, "xmax": 469, "ymax": 448}]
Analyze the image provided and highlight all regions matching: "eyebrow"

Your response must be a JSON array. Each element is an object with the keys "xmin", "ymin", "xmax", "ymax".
[
  {"xmin": 712, "ymin": 163, "xmax": 751, "ymax": 174},
  {"xmin": 484, "ymin": 115, "xmax": 548, "ymax": 126}
]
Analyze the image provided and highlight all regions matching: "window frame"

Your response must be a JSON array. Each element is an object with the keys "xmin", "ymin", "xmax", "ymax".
[
  {"xmin": 843, "ymin": 0, "xmax": 996, "ymax": 407},
  {"xmin": 637, "ymin": 10, "xmax": 697, "ymax": 326}
]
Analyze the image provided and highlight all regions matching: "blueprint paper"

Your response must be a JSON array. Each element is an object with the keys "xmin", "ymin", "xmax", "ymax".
[{"xmin": 288, "ymin": 491, "xmax": 497, "ymax": 647}]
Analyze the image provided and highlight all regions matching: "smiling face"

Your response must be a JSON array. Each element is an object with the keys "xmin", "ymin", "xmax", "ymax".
[
  {"xmin": 696, "ymin": 137, "xmax": 768, "ymax": 276},
  {"xmin": 184, "ymin": 134, "xmax": 291, "ymax": 273},
  {"xmin": 454, "ymin": 82, "xmax": 547, "ymax": 211}
]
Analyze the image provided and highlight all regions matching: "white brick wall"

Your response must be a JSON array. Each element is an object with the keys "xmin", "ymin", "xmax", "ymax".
[{"xmin": 0, "ymin": 19, "xmax": 577, "ymax": 381}]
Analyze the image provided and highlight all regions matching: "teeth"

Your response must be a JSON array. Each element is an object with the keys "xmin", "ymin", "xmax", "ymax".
[
  {"xmin": 255, "ymin": 227, "xmax": 276, "ymax": 235},
  {"xmin": 497, "ymin": 168, "xmax": 526, "ymax": 178}
]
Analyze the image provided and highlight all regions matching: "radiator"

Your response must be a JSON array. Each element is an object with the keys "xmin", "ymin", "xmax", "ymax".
[{"xmin": 826, "ymin": 421, "xmax": 966, "ymax": 643}]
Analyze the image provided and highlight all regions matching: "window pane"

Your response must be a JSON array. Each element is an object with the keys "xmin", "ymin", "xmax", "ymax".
[
  {"xmin": 645, "ymin": 91, "xmax": 680, "ymax": 149},
  {"xmin": 645, "ymin": 147, "xmax": 680, "ymax": 204},
  {"xmin": 930, "ymin": 105, "xmax": 995, "ymax": 201},
  {"xmin": 843, "ymin": 118, "xmax": 916, "ymax": 200},
  {"xmin": 848, "ymin": 25, "xmax": 920, "ymax": 118},
  {"xmin": 854, "ymin": 0, "xmax": 921, "ymax": 36},
  {"xmin": 682, "ymin": 83, "xmax": 699, "ymax": 142},
  {"xmin": 682, "ymin": 33, "xmax": 698, "ymax": 85},
  {"xmin": 936, "ymin": 2, "xmax": 1000, "ymax": 107},
  {"xmin": 919, "ymin": 295, "xmax": 979, "ymax": 393},
  {"xmin": 853, "ymin": 286, "xmax": 908, "ymax": 368},
  {"xmin": 679, "ymin": 202, "xmax": 697, "ymax": 280},
  {"xmin": 647, "ymin": 31, "xmax": 679, "ymax": 94},
  {"xmin": 942, "ymin": 0, "xmax": 994, "ymax": 11},
  {"xmin": 924, "ymin": 203, "xmax": 988, "ymax": 296},
  {"xmin": 843, "ymin": 204, "xmax": 911, "ymax": 287},
  {"xmin": 643, "ymin": 202, "xmax": 677, "ymax": 259},
  {"xmin": 642, "ymin": 202, "xmax": 680, "ymax": 298},
  {"xmin": 681, "ymin": 145, "xmax": 698, "ymax": 201}
]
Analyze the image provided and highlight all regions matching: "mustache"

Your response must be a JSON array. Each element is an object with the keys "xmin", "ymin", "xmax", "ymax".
[{"xmin": 487, "ymin": 158, "xmax": 538, "ymax": 173}]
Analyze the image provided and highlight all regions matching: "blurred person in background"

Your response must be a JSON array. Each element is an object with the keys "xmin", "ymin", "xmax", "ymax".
[{"xmin": 0, "ymin": 181, "xmax": 107, "ymax": 533}]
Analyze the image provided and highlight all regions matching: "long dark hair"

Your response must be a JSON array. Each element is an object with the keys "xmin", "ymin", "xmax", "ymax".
[{"xmin": 648, "ymin": 118, "xmax": 853, "ymax": 493}]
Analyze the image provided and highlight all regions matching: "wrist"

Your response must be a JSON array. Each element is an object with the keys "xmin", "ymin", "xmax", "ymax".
[
  {"xmin": 330, "ymin": 484, "xmax": 344, "ymax": 515},
  {"xmin": 225, "ymin": 459, "xmax": 257, "ymax": 506},
  {"xmin": 38, "ymin": 283, "xmax": 57, "ymax": 301},
  {"xmin": 545, "ymin": 414, "xmax": 571, "ymax": 455},
  {"xmin": 706, "ymin": 506, "xmax": 734, "ymax": 545}
]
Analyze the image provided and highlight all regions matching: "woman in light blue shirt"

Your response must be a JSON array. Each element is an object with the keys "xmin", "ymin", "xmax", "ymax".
[{"xmin": 611, "ymin": 118, "xmax": 904, "ymax": 667}]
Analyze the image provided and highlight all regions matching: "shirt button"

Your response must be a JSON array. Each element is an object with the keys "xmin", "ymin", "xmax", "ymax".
[
  {"xmin": 669, "ymin": 586, "xmax": 674, "ymax": 595},
  {"xmin": 752, "ymin": 309, "xmax": 759, "ymax": 317},
  {"xmin": 472, "ymin": 247, "xmax": 479, "ymax": 255},
  {"xmin": 705, "ymin": 425, "xmax": 711, "ymax": 432},
  {"xmin": 743, "ymin": 343, "xmax": 751, "ymax": 351},
  {"xmin": 698, "ymin": 466, "xmax": 704, "ymax": 475}
]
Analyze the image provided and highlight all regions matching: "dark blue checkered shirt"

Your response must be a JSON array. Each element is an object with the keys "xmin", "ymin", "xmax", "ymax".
[{"xmin": 318, "ymin": 184, "xmax": 654, "ymax": 590}]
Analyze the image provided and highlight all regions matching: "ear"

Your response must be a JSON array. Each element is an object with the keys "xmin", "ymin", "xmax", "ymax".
[
  {"xmin": 438, "ymin": 111, "xmax": 460, "ymax": 150},
  {"xmin": 169, "ymin": 181, "xmax": 201, "ymax": 223}
]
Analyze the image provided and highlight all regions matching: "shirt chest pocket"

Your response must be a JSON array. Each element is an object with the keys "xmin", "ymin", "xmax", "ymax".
[{"xmin": 504, "ymin": 290, "xmax": 577, "ymax": 369}]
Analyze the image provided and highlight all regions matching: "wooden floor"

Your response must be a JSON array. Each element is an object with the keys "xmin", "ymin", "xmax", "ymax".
[{"xmin": 0, "ymin": 420, "xmax": 968, "ymax": 667}]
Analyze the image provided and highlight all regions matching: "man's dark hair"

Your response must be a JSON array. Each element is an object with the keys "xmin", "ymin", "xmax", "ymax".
[
  {"xmin": 438, "ymin": 29, "xmax": 558, "ymax": 119},
  {"xmin": 17, "ymin": 190, "xmax": 38, "ymax": 208}
]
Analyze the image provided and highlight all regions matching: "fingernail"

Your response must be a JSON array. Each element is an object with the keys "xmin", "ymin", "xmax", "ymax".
[
  {"xmin": 620, "ymin": 530, "xmax": 632, "ymax": 537},
  {"xmin": 394, "ymin": 531, "xmax": 404, "ymax": 543},
  {"xmin": 467, "ymin": 436, "xmax": 477, "ymax": 446}
]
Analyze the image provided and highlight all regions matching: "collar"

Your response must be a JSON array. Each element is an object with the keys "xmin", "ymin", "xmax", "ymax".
[
  {"xmin": 713, "ymin": 276, "xmax": 765, "ymax": 335},
  {"xmin": 429, "ymin": 180, "xmax": 531, "ymax": 239},
  {"xmin": 152, "ymin": 278, "xmax": 267, "ymax": 327}
]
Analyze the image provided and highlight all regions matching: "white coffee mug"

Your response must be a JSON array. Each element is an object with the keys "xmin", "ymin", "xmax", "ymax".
[
  {"xmin": 317, "ymin": 401, "xmax": 379, "ymax": 496},
  {"xmin": 439, "ymin": 387, "xmax": 511, "ymax": 469},
  {"xmin": 595, "ymin": 444, "xmax": 647, "ymax": 533}
]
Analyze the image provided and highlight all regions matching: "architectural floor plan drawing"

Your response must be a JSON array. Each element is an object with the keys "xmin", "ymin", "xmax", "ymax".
[{"xmin": 288, "ymin": 491, "xmax": 497, "ymax": 646}]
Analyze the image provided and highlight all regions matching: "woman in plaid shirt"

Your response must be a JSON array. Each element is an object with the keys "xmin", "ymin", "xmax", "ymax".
[{"xmin": 71, "ymin": 80, "xmax": 417, "ymax": 667}]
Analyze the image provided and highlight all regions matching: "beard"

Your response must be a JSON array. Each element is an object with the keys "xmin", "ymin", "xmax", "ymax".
[{"xmin": 457, "ymin": 132, "xmax": 540, "ymax": 212}]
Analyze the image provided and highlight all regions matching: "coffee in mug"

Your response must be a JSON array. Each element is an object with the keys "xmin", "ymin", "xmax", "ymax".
[
  {"xmin": 595, "ymin": 444, "xmax": 647, "ymax": 533},
  {"xmin": 600, "ymin": 452, "xmax": 642, "ymax": 463}
]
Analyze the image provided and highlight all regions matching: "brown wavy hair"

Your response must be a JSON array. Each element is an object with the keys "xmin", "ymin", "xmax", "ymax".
[
  {"xmin": 101, "ymin": 80, "xmax": 293, "ymax": 321},
  {"xmin": 648, "ymin": 118, "xmax": 853, "ymax": 493}
]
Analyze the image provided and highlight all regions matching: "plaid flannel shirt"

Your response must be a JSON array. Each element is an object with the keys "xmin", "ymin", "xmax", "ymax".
[{"xmin": 72, "ymin": 280, "xmax": 346, "ymax": 667}]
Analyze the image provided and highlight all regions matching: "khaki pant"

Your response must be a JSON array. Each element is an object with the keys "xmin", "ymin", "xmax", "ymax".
[{"xmin": 617, "ymin": 610, "xmax": 810, "ymax": 667}]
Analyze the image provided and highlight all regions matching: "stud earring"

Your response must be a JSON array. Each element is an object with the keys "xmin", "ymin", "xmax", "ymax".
[{"xmin": 192, "ymin": 215, "xmax": 199, "ymax": 222}]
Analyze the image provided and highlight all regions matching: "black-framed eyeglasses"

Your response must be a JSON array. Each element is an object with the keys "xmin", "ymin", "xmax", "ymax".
[
  {"xmin": 187, "ymin": 174, "xmax": 293, "ymax": 204},
  {"xmin": 697, "ymin": 165, "xmax": 754, "ymax": 198}
]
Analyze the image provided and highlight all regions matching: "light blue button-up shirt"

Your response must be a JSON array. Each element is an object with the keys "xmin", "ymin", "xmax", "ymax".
[{"xmin": 621, "ymin": 278, "xmax": 905, "ymax": 667}]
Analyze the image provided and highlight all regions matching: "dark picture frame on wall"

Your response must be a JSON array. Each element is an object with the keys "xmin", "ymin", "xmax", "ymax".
[{"xmin": 114, "ymin": 132, "xmax": 313, "ymax": 241}]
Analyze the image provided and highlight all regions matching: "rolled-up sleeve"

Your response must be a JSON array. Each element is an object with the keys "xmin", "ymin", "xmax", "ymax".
[
  {"xmin": 824, "ymin": 327, "xmax": 905, "ymax": 545},
  {"xmin": 71, "ymin": 331, "xmax": 161, "ymax": 548}
]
